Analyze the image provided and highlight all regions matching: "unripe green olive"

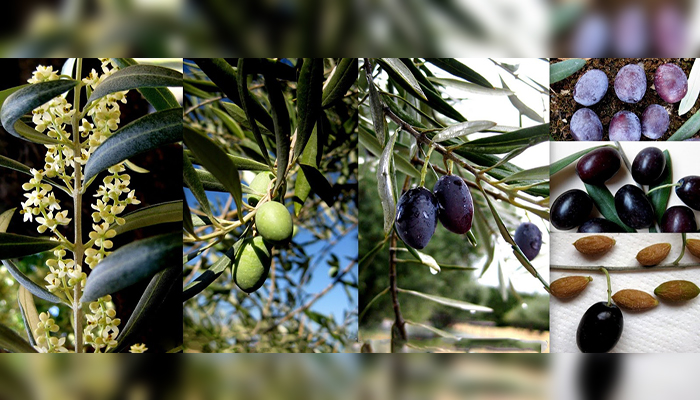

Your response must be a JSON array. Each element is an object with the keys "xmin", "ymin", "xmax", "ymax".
[
  {"xmin": 247, "ymin": 172, "xmax": 275, "ymax": 206},
  {"xmin": 233, "ymin": 236, "xmax": 271, "ymax": 293},
  {"xmin": 328, "ymin": 266, "xmax": 339, "ymax": 278},
  {"xmin": 255, "ymin": 201, "xmax": 293, "ymax": 244}
]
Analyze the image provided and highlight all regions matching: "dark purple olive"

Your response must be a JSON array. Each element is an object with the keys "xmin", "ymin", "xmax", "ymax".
[
  {"xmin": 514, "ymin": 222, "xmax": 542, "ymax": 261},
  {"xmin": 614, "ymin": 64, "xmax": 646, "ymax": 103},
  {"xmin": 576, "ymin": 147, "xmax": 621, "ymax": 184},
  {"xmin": 660, "ymin": 206, "xmax": 698, "ymax": 233},
  {"xmin": 676, "ymin": 176, "xmax": 700, "ymax": 210},
  {"xmin": 551, "ymin": 189, "xmax": 594, "ymax": 230},
  {"xmin": 433, "ymin": 175, "xmax": 473, "ymax": 234},
  {"xmin": 614, "ymin": 184, "xmax": 654, "ymax": 229},
  {"xmin": 570, "ymin": 108, "xmax": 603, "ymax": 141},
  {"xmin": 631, "ymin": 147, "xmax": 666, "ymax": 185},
  {"xmin": 577, "ymin": 302, "xmax": 623, "ymax": 353},
  {"xmin": 577, "ymin": 218, "xmax": 626, "ymax": 233},
  {"xmin": 395, "ymin": 187, "xmax": 438, "ymax": 249},
  {"xmin": 609, "ymin": 111, "xmax": 641, "ymax": 141},
  {"xmin": 654, "ymin": 63, "xmax": 688, "ymax": 103},
  {"xmin": 641, "ymin": 104, "xmax": 669, "ymax": 139},
  {"xmin": 574, "ymin": 69, "xmax": 609, "ymax": 106}
]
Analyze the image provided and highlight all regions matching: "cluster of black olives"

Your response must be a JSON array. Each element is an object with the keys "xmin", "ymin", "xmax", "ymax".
[
  {"xmin": 552, "ymin": 146, "xmax": 700, "ymax": 232},
  {"xmin": 570, "ymin": 63, "xmax": 688, "ymax": 141},
  {"xmin": 395, "ymin": 175, "xmax": 474, "ymax": 249}
]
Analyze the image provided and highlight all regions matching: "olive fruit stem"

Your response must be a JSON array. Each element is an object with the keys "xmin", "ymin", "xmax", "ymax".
[
  {"xmin": 600, "ymin": 267, "xmax": 612, "ymax": 306},
  {"xmin": 71, "ymin": 58, "xmax": 84, "ymax": 353},
  {"xmin": 419, "ymin": 146, "xmax": 434, "ymax": 187},
  {"xmin": 646, "ymin": 183, "xmax": 681, "ymax": 195},
  {"xmin": 673, "ymin": 233, "xmax": 687, "ymax": 266}
]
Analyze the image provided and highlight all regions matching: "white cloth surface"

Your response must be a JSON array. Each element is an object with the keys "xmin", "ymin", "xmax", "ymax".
[{"xmin": 550, "ymin": 233, "xmax": 700, "ymax": 353}]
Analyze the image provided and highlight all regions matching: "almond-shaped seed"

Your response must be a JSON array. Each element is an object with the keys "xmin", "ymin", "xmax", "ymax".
[
  {"xmin": 686, "ymin": 239, "xmax": 700, "ymax": 259},
  {"xmin": 550, "ymin": 276, "xmax": 593, "ymax": 299},
  {"xmin": 573, "ymin": 235, "xmax": 616, "ymax": 255},
  {"xmin": 654, "ymin": 280, "xmax": 700, "ymax": 302},
  {"xmin": 636, "ymin": 243, "xmax": 672, "ymax": 266},
  {"xmin": 612, "ymin": 289, "xmax": 659, "ymax": 311}
]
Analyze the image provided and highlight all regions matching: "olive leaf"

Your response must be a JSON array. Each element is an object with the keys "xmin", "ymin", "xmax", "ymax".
[
  {"xmin": 397, "ymin": 288, "xmax": 492, "ymax": 312},
  {"xmin": 0, "ymin": 323, "xmax": 36, "ymax": 353},
  {"xmin": 0, "ymin": 208, "xmax": 15, "ymax": 233},
  {"xmin": 237, "ymin": 58, "xmax": 271, "ymax": 166},
  {"xmin": 264, "ymin": 71, "xmax": 291, "ymax": 195},
  {"xmin": 452, "ymin": 123, "xmax": 549, "ymax": 154},
  {"xmin": 0, "ymin": 233, "xmax": 61, "ymax": 260},
  {"xmin": 432, "ymin": 121, "xmax": 497, "ymax": 142},
  {"xmin": 17, "ymin": 286, "xmax": 39, "ymax": 347},
  {"xmin": 293, "ymin": 125, "xmax": 320, "ymax": 216},
  {"xmin": 111, "ymin": 58, "xmax": 181, "ymax": 111},
  {"xmin": 294, "ymin": 58, "xmax": 324, "ymax": 161},
  {"xmin": 583, "ymin": 183, "xmax": 635, "ymax": 233},
  {"xmin": 86, "ymin": 64, "xmax": 182, "ymax": 105},
  {"xmin": 500, "ymin": 76, "xmax": 545, "ymax": 123},
  {"xmin": 679, "ymin": 58, "xmax": 700, "ymax": 116},
  {"xmin": 366, "ymin": 66, "xmax": 386, "ymax": 145},
  {"xmin": 359, "ymin": 125, "xmax": 419, "ymax": 178},
  {"xmin": 550, "ymin": 58, "xmax": 586, "ymax": 84},
  {"xmin": 428, "ymin": 77, "xmax": 513, "ymax": 96},
  {"xmin": 107, "ymin": 201, "xmax": 182, "ymax": 237},
  {"xmin": 381, "ymin": 58, "xmax": 427, "ymax": 100},
  {"xmin": 668, "ymin": 110, "xmax": 700, "ymax": 141},
  {"xmin": 321, "ymin": 58, "xmax": 357, "ymax": 108},
  {"xmin": 425, "ymin": 58, "xmax": 493, "ymax": 88},
  {"xmin": 648, "ymin": 150, "xmax": 673, "ymax": 225},
  {"xmin": 211, "ymin": 107, "xmax": 245, "ymax": 139},
  {"xmin": 183, "ymin": 248, "xmax": 235, "ymax": 302},
  {"xmin": 0, "ymin": 155, "xmax": 71, "ymax": 195},
  {"xmin": 377, "ymin": 131, "xmax": 397, "ymax": 237},
  {"xmin": 2, "ymin": 260, "xmax": 66, "ymax": 304}
]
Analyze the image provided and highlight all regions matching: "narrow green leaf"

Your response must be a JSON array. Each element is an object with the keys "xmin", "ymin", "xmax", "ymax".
[
  {"xmin": 359, "ymin": 125, "xmax": 419, "ymax": 178},
  {"xmin": 2, "ymin": 260, "xmax": 65, "ymax": 304},
  {"xmin": 83, "ymin": 108, "xmax": 183, "ymax": 183},
  {"xmin": 264, "ymin": 72, "xmax": 291, "ymax": 195},
  {"xmin": 500, "ymin": 76, "xmax": 545, "ymax": 123},
  {"xmin": 17, "ymin": 286, "xmax": 39, "ymax": 346},
  {"xmin": 499, "ymin": 166, "xmax": 550, "ymax": 183},
  {"xmin": 404, "ymin": 245, "xmax": 441, "ymax": 274},
  {"xmin": 667, "ymin": 110, "xmax": 700, "ymax": 141},
  {"xmin": 321, "ymin": 58, "xmax": 357, "ymax": 108},
  {"xmin": 294, "ymin": 58, "xmax": 324, "ymax": 161},
  {"xmin": 183, "ymin": 250, "xmax": 234, "ymax": 301},
  {"xmin": 404, "ymin": 320, "xmax": 459, "ymax": 340},
  {"xmin": 237, "ymin": 59, "xmax": 271, "ymax": 166},
  {"xmin": 0, "ymin": 322, "xmax": 37, "ymax": 353},
  {"xmin": 452, "ymin": 123, "xmax": 549, "ymax": 154},
  {"xmin": 0, "ymin": 80, "xmax": 77, "ymax": 144},
  {"xmin": 87, "ymin": 64, "xmax": 182, "ymax": 105},
  {"xmin": 183, "ymin": 127, "xmax": 244, "ymax": 222},
  {"xmin": 81, "ymin": 232, "xmax": 181, "ymax": 302},
  {"xmin": 367, "ymin": 77, "xmax": 386, "ymax": 144},
  {"xmin": 433, "ymin": 121, "xmax": 497, "ymax": 142},
  {"xmin": 183, "ymin": 191, "xmax": 195, "ymax": 236},
  {"xmin": 195, "ymin": 58, "xmax": 274, "ymax": 132},
  {"xmin": 220, "ymin": 102, "xmax": 274, "ymax": 137},
  {"xmin": 0, "ymin": 233, "xmax": 60, "ymax": 259},
  {"xmin": 425, "ymin": 58, "xmax": 493, "ymax": 88},
  {"xmin": 381, "ymin": 93, "xmax": 425, "ymax": 129},
  {"xmin": 183, "ymin": 151, "xmax": 215, "ymax": 221},
  {"xmin": 0, "ymin": 208, "xmax": 16, "ymax": 233},
  {"xmin": 679, "ymin": 59, "xmax": 700, "ymax": 116},
  {"xmin": 378, "ymin": 132, "xmax": 397, "ymax": 236},
  {"xmin": 110, "ymin": 201, "xmax": 182, "ymax": 237},
  {"xmin": 550, "ymin": 145, "xmax": 614, "ymax": 176},
  {"xmin": 293, "ymin": 126, "xmax": 318, "ymax": 216},
  {"xmin": 0, "ymin": 84, "xmax": 28, "ymax": 113},
  {"xmin": 299, "ymin": 164, "xmax": 335, "ymax": 206},
  {"xmin": 111, "ymin": 58, "xmax": 180, "ymax": 110},
  {"xmin": 211, "ymin": 107, "xmax": 245, "ymax": 139},
  {"xmin": 428, "ymin": 77, "xmax": 513, "ymax": 96},
  {"xmin": 398, "ymin": 288, "xmax": 493, "ymax": 312},
  {"xmin": 649, "ymin": 150, "xmax": 673, "ymax": 225},
  {"xmin": 359, "ymin": 237, "xmax": 388, "ymax": 269},
  {"xmin": 186, "ymin": 149, "xmax": 271, "ymax": 172},
  {"xmin": 112, "ymin": 265, "xmax": 180, "ymax": 352},
  {"xmin": 0, "ymin": 155, "xmax": 70, "ymax": 195},
  {"xmin": 381, "ymin": 58, "xmax": 427, "ymax": 100},
  {"xmin": 584, "ymin": 183, "xmax": 635, "ymax": 232},
  {"xmin": 550, "ymin": 59, "xmax": 586, "ymax": 84}
]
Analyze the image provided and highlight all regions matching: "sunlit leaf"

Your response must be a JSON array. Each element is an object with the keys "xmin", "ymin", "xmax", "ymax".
[
  {"xmin": 0, "ymin": 208, "xmax": 15, "ymax": 233},
  {"xmin": 499, "ymin": 166, "xmax": 550, "ymax": 183},
  {"xmin": 17, "ymin": 286, "xmax": 39, "ymax": 346},
  {"xmin": 432, "ymin": 121, "xmax": 497, "ymax": 142},
  {"xmin": 679, "ymin": 58, "xmax": 700, "ymax": 116},
  {"xmin": 321, "ymin": 58, "xmax": 357, "ymax": 108},
  {"xmin": 398, "ymin": 288, "xmax": 492, "ymax": 312},
  {"xmin": 264, "ymin": 71, "xmax": 290, "ymax": 194},
  {"xmin": 428, "ymin": 77, "xmax": 513, "ymax": 96},
  {"xmin": 452, "ymin": 124, "xmax": 549, "ymax": 154},
  {"xmin": 183, "ymin": 249, "xmax": 234, "ymax": 302},
  {"xmin": 550, "ymin": 58, "xmax": 586, "ymax": 84},
  {"xmin": 237, "ymin": 58, "xmax": 271, "ymax": 166},
  {"xmin": 87, "ymin": 64, "xmax": 182, "ymax": 105},
  {"xmin": 377, "ymin": 132, "xmax": 397, "ymax": 236},
  {"xmin": 294, "ymin": 58, "xmax": 324, "ymax": 161},
  {"xmin": 111, "ymin": 58, "xmax": 180, "ymax": 110},
  {"xmin": 381, "ymin": 58, "xmax": 427, "ymax": 100}
]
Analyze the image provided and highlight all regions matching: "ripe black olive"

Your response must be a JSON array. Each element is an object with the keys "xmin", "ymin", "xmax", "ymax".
[
  {"xmin": 577, "ymin": 301, "xmax": 624, "ymax": 353},
  {"xmin": 614, "ymin": 184, "xmax": 654, "ymax": 229},
  {"xmin": 660, "ymin": 205, "xmax": 698, "ymax": 233},
  {"xmin": 551, "ymin": 189, "xmax": 594, "ymax": 230},
  {"xmin": 514, "ymin": 222, "xmax": 542, "ymax": 261},
  {"xmin": 433, "ymin": 175, "xmax": 474, "ymax": 234},
  {"xmin": 578, "ymin": 354, "xmax": 622, "ymax": 400},
  {"xmin": 631, "ymin": 147, "xmax": 666, "ymax": 185},
  {"xmin": 395, "ymin": 187, "xmax": 438, "ymax": 249},
  {"xmin": 577, "ymin": 218, "xmax": 626, "ymax": 233},
  {"xmin": 676, "ymin": 176, "xmax": 700, "ymax": 210},
  {"xmin": 576, "ymin": 147, "xmax": 621, "ymax": 184}
]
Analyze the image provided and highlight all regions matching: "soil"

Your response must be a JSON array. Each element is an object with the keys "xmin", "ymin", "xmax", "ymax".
[{"xmin": 550, "ymin": 58, "xmax": 697, "ymax": 141}]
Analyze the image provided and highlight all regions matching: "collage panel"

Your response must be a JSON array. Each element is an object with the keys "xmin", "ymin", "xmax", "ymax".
[
  {"xmin": 182, "ymin": 59, "xmax": 358, "ymax": 353},
  {"xmin": 549, "ymin": 141, "xmax": 700, "ymax": 352},
  {"xmin": 358, "ymin": 58, "xmax": 550, "ymax": 353},
  {"xmin": 0, "ymin": 58, "xmax": 183, "ymax": 353}
]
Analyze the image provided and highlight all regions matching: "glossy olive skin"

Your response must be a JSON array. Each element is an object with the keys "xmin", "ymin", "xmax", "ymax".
[
  {"xmin": 577, "ymin": 302, "xmax": 624, "ymax": 353},
  {"xmin": 632, "ymin": 147, "xmax": 666, "ymax": 185},
  {"xmin": 514, "ymin": 222, "xmax": 542, "ymax": 261},
  {"xmin": 433, "ymin": 175, "xmax": 473, "ymax": 234},
  {"xmin": 577, "ymin": 218, "xmax": 626, "ymax": 233},
  {"xmin": 551, "ymin": 189, "xmax": 594, "ymax": 230},
  {"xmin": 576, "ymin": 147, "xmax": 621, "ymax": 184},
  {"xmin": 614, "ymin": 184, "xmax": 654, "ymax": 229},
  {"xmin": 676, "ymin": 176, "xmax": 700, "ymax": 210},
  {"xmin": 660, "ymin": 206, "xmax": 698, "ymax": 233},
  {"xmin": 395, "ymin": 187, "xmax": 438, "ymax": 249}
]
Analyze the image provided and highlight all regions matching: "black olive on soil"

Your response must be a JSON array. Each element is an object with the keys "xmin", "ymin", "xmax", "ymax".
[
  {"xmin": 395, "ymin": 187, "xmax": 438, "ymax": 249},
  {"xmin": 577, "ymin": 301, "xmax": 624, "ymax": 353},
  {"xmin": 551, "ymin": 189, "xmax": 594, "ymax": 230},
  {"xmin": 433, "ymin": 175, "xmax": 474, "ymax": 234},
  {"xmin": 514, "ymin": 222, "xmax": 542, "ymax": 261},
  {"xmin": 614, "ymin": 184, "xmax": 654, "ymax": 229}
]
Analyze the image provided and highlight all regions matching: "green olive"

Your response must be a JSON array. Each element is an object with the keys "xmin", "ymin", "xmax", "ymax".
[
  {"xmin": 328, "ymin": 266, "xmax": 339, "ymax": 278},
  {"xmin": 255, "ymin": 201, "xmax": 293, "ymax": 244},
  {"xmin": 233, "ymin": 236, "xmax": 271, "ymax": 293},
  {"xmin": 247, "ymin": 172, "xmax": 275, "ymax": 206}
]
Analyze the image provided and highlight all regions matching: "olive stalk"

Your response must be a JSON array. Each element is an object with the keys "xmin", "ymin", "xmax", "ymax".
[
  {"xmin": 600, "ymin": 267, "xmax": 612, "ymax": 306},
  {"xmin": 552, "ymin": 262, "xmax": 700, "ymax": 271},
  {"xmin": 71, "ymin": 58, "xmax": 84, "ymax": 353},
  {"xmin": 673, "ymin": 232, "xmax": 687, "ymax": 265}
]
